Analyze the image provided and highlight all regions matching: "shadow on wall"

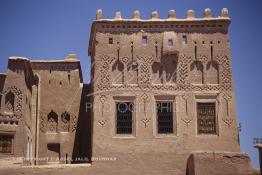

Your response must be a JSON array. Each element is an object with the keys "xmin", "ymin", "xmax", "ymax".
[{"xmin": 72, "ymin": 84, "xmax": 92, "ymax": 163}]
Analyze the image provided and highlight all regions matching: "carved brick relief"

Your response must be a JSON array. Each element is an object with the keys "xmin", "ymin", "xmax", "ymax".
[
  {"xmin": 47, "ymin": 111, "xmax": 58, "ymax": 133},
  {"xmin": 181, "ymin": 94, "xmax": 193, "ymax": 127},
  {"xmin": 189, "ymin": 61, "xmax": 204, "ymax": 84},
  {"xmin": 99, "ymin": 95, "xmax": 107, "ymax": 118},
  {"xmin": 40, "ymin": 111, "xmax": 77, "ymax": 133},
  {"xmin": 206, "ymin": 61, "xmax": 219, "ymax": 84},
  {"xmin": 96, "ymin": 53, "xmax": 232, "ymax": 94},
  {"xmin": 40, "ymin": 112, "xmax": 45, "ymax": 133},
  {"xmin": 61, "ymin": 111, "xmax": 70, "ymax": 132},
  {"xmin": 2, "ymin": 86, "xmax": 23, "ymax": 114},
  {"xmin": 177, "ymin": 54, "xmax": 191, "ymax": 86},
  {"xmin": 71, "ymin": 114, "xmax": 77, "ymax": 132}
]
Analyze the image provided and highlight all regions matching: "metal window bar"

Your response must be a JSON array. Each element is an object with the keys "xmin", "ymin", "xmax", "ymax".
[
  {"xmin": 116, "ymin": 102, "xmax": 133, "ymax": 134},
  {"xmin": 197, "ymin": 102, "xmax": 216, "ymax": 134},
  {"xmin": 157, "ymin": 102, "xmax": 173, "ymax": 134}
]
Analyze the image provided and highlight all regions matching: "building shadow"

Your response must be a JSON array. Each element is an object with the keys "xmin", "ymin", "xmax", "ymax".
[{"xmin": 72, "ymin": 84, "xmax": 92, "ymax": 163}]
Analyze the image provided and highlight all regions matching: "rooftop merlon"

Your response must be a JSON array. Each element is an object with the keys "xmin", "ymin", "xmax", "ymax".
[{"xmin": 95, "ymin": 8, "xmax": 230, "ymax": 21}]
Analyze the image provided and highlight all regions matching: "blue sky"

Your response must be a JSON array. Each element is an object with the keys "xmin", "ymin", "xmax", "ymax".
[{"xmin": 0, "ymin": 0, "xmax": 261, "ymax": 168}]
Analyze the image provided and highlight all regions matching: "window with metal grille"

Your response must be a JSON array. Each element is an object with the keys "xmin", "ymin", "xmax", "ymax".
[
  {"xmin": 116, "ymin": 102, "xmax": 133, "ymax": 134},
  {"xmin": 157, "ymin": 102, "xmax": 173, "ymax": 134},
  {"xmin": 0, "ymin": 134, "xmax": 13, "ymax": 153},
  {"xmin": 197, "ymin": 102, "xmax": 216, "ymax": 134}
]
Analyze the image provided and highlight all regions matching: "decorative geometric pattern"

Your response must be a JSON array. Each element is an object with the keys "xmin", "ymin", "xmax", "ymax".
[
  {"xmin": 95, "ymin": 53, "xmax": 233, "ymax": 95},
  {"xmin": 2, "ymin": 86, "xmax": 23, "ymax": 114},
  {"xmin": 222, "ymin": 117, "xmax": 234, "ymax": 128}
]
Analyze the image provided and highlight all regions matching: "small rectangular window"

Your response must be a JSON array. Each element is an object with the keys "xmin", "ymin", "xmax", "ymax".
[
  {"xmin": 182, "ymin": 35, "xmax": 187, "ymax": 44},
  {"xmin": 0, "ymin": 134, "xmax": 13, "ymax": 153},
  {"xmin": 168, "ymin": 39, "xmax": 173, "ymax": 47},
  {"xmin": 109, "ymin": 37, "xmax": 113, "ymax": 44},
  {"xmin": 157, "ymin": 102, "xmax": 173, "ymax": 134},
  {"xmin": 197, "ymin": 102, "xmax": 216, "ymax": 134},
  {"xmin": 116, "ymin": 102, "xmax": 133, "ymax": 134},
  {"xmin": 142, "ymin": 36, "xmax": 147, "ymax": 45}
]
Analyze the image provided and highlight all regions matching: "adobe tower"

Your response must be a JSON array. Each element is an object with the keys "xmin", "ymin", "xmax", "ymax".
[{"xmin": 87, "ymin": 8, "xmax": 256, "ymax": 174}]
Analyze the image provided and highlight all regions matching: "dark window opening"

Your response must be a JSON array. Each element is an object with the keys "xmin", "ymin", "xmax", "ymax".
[
  {"xmin": 0, "ymin": 134, "xmax": 13, "ymax": 153},
  {"xmin": 116, "ymin": 102, "xmax": 133, "ymax": 134},
  {"xmin": 168, "ymin": 39, "xmax": 173, "ymax": 47},
  {"xmin": 68, "ymin": 71, "xmax": 71, "ymax": 83},
  {"xmin": 157, "ymin": 102, "xmax": 173, "ymax": 134},
  {"xmin": 109, "ymin": 37, "xmax": 113, "ymax": 44},
  {"xmin": 182, "ymin": 35, "xmax": 187, "ymax": 44},
  {"xmin": 211, "ymin": 45, "xmax": 213, "ymax": 60},
  {"xmin": 47, "ymin": 143, "xmax": 60, "ymax": 160},
  {"xmin": 142, "ymin": 36, "xmax": 147, "ymax": 45},
  {"xmin": 197, "ymin": 102, "xmax": 217, "ymax": 134}
]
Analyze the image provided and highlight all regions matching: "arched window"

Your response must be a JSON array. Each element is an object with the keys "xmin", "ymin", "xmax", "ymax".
[
  {"xmin": 152, "ymin": 62, "xmax": 162, "ymax": 84},
  {"xmin": 206, "ymin": 61, "xmax": 219, "ymax": 84},
  {"xmin": 162, "ymin": 55, "xmax": 177, "ymax": 83},
  {"xmin": 47, "ymin": 111, "xmax": 58, "ymax": 133},
  {"xmin": 112, "ymin": 60, "xmax": 124, "ymax": 84},
  {"xmin": 61, "ymin": 112, "xmax": 70, "ymax": 132},
  {"xmin": 126, "ymin": 62, "xmax": 138, "ymax": 84},
  {"xmin": 5, "ymin": 91, "xmax": 15, "ymax": 113},
  {"xmin": 189, "ymin": 61, "xmax": 204, "ymax": 84}
]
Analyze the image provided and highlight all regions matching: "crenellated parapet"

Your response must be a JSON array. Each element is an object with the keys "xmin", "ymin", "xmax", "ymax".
[
  {"xmin": 95, "ymin": 8, "xmax": 230, "ymax": 20},
  {"xmin": 89, "ymin": 8, "xmax": 231, "ymax": 57}
]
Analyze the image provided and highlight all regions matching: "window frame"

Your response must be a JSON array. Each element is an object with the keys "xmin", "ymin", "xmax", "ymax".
[
  {"xmin": 156, "ymin": 101, "xmax": 174, "ymax": 134},
  {"xmin": 0, "ymin": 131, "xmax": 15, "ymax": 155},
  {"xmin": 113, "ymin": 96, "xmax": 136, "ymax": 138},
  {"xmin": 154, "ymin": 95, "xmax": 177, "ymax": 137},
  {"xmin": 195, "ymin": 96, "xmax": 219, "ymax": 136}
]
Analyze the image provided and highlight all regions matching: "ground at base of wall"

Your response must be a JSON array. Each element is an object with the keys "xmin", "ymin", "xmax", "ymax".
[{"xmin": 0, "ymin": 164, "xmax": 260, "ymax": 175}]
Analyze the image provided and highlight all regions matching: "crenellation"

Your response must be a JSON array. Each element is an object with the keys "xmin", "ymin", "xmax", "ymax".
[
  {"xmin": 150, "ymin": 11, "xmax": 159, "ymax": 20},
  {"xmin": 132, "ymin": 10, "xmax": 140, "ymax": 19},
  {"xmin": 94, "ymin": 8, "xmax": 230, "ymax": 21},
  {"xmin": 114, "ymin": 11, "xmax": 122, "ymax": 20},
  {"xmin": 96, "ymin": 9, "xmax": 103, "ymax": 20},
  {"xmin": 204, "ymin": 8, "xmax": 212, "ymax": 18},
  {"xmin": 168, "ymin": 10, "xmax": 176, "ymax": 19},
  {"xmin": 221, "ymin": 8, "xmax": 229, "ymax": 18},
  {"xmin": 187, "ymin": 9, "xmax": 195, "ymax": 19}
]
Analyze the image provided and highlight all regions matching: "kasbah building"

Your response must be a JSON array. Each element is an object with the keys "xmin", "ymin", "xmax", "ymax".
[{"xmin": 0, "ymin": 7, "xmax": 261, "ymax": 175}]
